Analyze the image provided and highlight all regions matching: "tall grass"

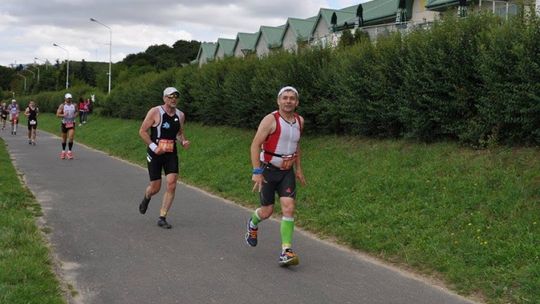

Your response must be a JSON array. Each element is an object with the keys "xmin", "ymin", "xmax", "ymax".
[
  {"xmin": 37, "ymin": 113, "xmax": 540, "ymax": 303},
  {"xmin": 0, "ymin": 139, "xmax": 64, "ymax": 304}
]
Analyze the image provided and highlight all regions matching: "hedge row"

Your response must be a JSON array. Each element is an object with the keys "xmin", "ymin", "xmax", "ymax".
[
  {"xmin": 103, "ymin": 13, "xmax": 539, "ymax": 146},
  {"xmin": 8, "ymin": 84, "xmax": 106, "ymax": 114}
]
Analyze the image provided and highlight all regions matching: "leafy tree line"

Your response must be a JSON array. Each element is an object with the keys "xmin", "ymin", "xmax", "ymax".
[
  {"xmin": 0, "ymin": 39, "xmax": 200, "ymax": 100},
  {"xmin": 102, "ymin": 13, "xmax": 539, "ymax": 147}
]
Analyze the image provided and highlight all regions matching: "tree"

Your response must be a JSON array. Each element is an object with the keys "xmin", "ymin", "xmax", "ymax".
[
  {"xmin": 0, "ymin": 65, "xmax": 16, "ymax": 91},
  {"xmin": 338, "ymin": 29, "xmax": 355, "ymax": 48}
]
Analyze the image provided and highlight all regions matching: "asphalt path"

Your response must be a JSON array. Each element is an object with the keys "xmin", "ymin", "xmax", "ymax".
[{"xmin": 2, "ymin": 129, "xmax": 477, "ymax": 304}]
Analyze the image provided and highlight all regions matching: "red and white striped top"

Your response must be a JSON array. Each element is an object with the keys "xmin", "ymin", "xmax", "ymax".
[{"xmin": 260, "ymin": 111, "xmax": 302, "ymax": 168}]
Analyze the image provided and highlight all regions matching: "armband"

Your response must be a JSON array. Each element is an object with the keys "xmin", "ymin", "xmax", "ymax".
[
  {"xmin": 252, "ymin": 167, "xmax": 264, "ymax": 175},
  {"xmin": 149, "ymin": 142, "xmax": 158, "ymax": 152}
]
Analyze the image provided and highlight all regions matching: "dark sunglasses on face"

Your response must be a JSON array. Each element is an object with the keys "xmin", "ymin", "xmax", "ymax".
[{"xmin": 167, "ymin": 94, "xmax": 179, "ymax": 99}]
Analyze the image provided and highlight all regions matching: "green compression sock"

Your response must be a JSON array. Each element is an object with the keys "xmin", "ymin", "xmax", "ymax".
[
  {"xmin": 250, "ymin": 208, "xmax": 262, "ymax": 226},
  {"xmin": 280, "ymin": 217, "xmax": 294, "ymax": 249}
]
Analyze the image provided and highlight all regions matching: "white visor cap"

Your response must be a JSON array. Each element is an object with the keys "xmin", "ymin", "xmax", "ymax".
[{"xmin": 277, "ymin": 86, "xmax": 299, "ymax": 98}]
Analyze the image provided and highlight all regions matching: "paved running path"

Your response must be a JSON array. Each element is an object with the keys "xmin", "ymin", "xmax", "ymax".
[{"xmin": 2, "ymin": 130, "xmax": 476, "ymax": 304}]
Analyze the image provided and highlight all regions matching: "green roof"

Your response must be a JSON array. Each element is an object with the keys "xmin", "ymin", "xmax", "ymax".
[
  {"xmin": 336, "ymin": 0, "xmax": 409, "ymax": 27},
  {"xmin": 425, "ymin": 0, "xmax": 459, "ymax": 10},
  {"xmin": 234, "ymin": 32, "xmax": 259, "ymax": 52},
  {"xmin": 256, "ymin": 25, "xmax": 286, "ymax": 48},
  {"xmin": 311, "ymin": 8, "xmax": 356, "ymax": 36},
  {"xmin": 282, "ymin": 17, "xmax": 317, "ymax": 41},
  {"xmin": 196, "ymin": 42, "xmax": 217, "ymax": 62},
  {"xmin": 215, "ymin": 38, "xmax": 236, "ymax": 57}
]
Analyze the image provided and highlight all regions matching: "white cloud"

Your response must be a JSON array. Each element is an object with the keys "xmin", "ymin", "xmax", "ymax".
[{"xmin": 0, "ymin": 1, "xmax": 361, "ymax": 65}]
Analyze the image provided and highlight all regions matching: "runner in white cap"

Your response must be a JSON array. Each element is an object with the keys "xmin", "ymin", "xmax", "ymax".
[
  {"xmin": 8, "ymin": 99, "xmax": 20, "ymax": 135},
  {"xmin": 138, "ymin": 87, "xmax": 190, "ymax": 229},
  {"xmin": 56, "ymin": 93, "xmax": 78, "ymax": 159}
]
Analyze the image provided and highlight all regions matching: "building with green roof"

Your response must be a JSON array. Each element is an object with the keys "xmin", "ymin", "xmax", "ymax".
[
  {"xmin": 310, "ymin": 8, "xmax": 356, "ymax": 48},
  {"xmin": 214, "ymin": 38, "xmax": 236, "ymax": 60},
  {"xmin": 195, "ymin": 42, "xmax": 217, "ymax": 67},
  {"xmin": 254, "ymin": 25, "xmax": 286, "ymax": 57},
  {"xmin": 233, "ymin": 32, "xmax": 259, "ymax": 58},
  {"xmin": 281, "ymin": 17, "xmax": 317, "ymax": 52}
]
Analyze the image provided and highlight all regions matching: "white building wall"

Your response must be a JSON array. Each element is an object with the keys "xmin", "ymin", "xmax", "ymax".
[
  {"xmin": 282, "ymin": 28, "xmax": 298, "ymax": 52},
  {"xmin": 255, "ymin": 36, "xmax": 271, "ymax": 57},
  {"xmin": 411, "ymin": 0, "xmax": 438, "ymax": 22},
  {"xmin": 233, "ymin": 44, "xmax": 245, "ymax": 58},
  {"xmin": 312, "ymin": 19, "xmax": 331, "ymax": 40},
  {"xmin": 215, "ymin": 46, "xmax": 225, "ymax": 60}
]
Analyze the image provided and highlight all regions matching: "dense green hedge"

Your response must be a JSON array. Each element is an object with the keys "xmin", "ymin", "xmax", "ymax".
[
  {"xmin": 8, "ymin": 84, "xmax": 106, "ymax": 114},
  {"xmin": 99, "ymin": 13, "xmax": 538, "ymax": 146}
]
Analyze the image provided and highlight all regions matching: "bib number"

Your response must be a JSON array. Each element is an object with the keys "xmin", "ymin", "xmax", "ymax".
[
  {"xmin": 65, "ymin": 122, "xmax": 74, "ymax": 128},
  {"xmin": 30, "ymin": 120, "xmax": 36, "ymax": 125},
  {"xmin": 158, "ymin": 139, "xmax": 174, "ymax": 153}
]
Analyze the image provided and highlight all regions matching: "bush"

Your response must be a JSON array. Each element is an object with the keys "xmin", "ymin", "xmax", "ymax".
[{"xmin": 93, "ymin": 12, "xmax": 539, "ymax": 147}]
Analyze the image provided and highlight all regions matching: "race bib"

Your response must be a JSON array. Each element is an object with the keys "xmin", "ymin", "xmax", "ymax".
[
  {"xmin": 30, "ymin": 120, "xmax": 36, "ymax": 125},
  {"xmin": 158, "ymin": 139, "xmax": 174, "ymax": 153},
  {"xmin": 280, "ymin": 154, "xmax": 297, "ymax": 170},
  {"xmin": 65, "ymin": 122, "xmax": 74, "ymax": 128}
]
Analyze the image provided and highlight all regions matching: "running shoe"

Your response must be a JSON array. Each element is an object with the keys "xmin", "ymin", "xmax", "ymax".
[
  {"xmin": 60, "ymin": 151, "xmax": 66, "ymax": 159},
  {"xmin": 245, "ymin": 219, "xmax": 258, "ymax": 247},
  {"xmin": 157, "ymin": 217, "xmax": 172, "ymax": 229},
  {"xmin": 139, "ymin": 195, "xmax": 151, "ymax": 214},
  {"xmin": 67, "ymin": 151, "xmax": 74, "ymax": 159},
  {"xmin": 28, "ymin": 140, "xmax": 32, "ymax": 145},
  {"xmin": 279, "ymin": 248, "xmax": 299, "ymax": 267}
]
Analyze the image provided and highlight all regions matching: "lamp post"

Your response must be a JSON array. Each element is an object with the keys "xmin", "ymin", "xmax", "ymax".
[
  {"xmin": 25, "ymin": 69, "xmax": 36, "ymax": 88},
  {"xmin": 90, "ymin": 18, "xmax": 112, "ymax": 94},
  {"xmin": 34, "ymin": 57, "xmax": 49, "ymax": 70},
  {"xmin": 53, "ymin": 43, "xmax": 70, "ymax": 89},
  {"xmin": 30, "ymin": 65, "xmax": 40, "ymax": 83},
  {"xmin": 16, "ymin": 73, "xmax": 27, "ymax": 92}
]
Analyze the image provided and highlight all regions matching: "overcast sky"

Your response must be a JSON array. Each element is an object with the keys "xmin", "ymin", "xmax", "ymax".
[{"xmin": 0, "ymin": 0, "xmax": 361, "ymax": 67}]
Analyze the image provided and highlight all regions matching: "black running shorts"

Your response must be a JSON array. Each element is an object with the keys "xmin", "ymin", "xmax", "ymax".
[
  {"xmin": 60, "ymin": 122, "xmax": 75, "ymax": 133},
  {"xmin": 259, "ymin": 164, "xmax": 296, "ymax": 206},
  {"xmin": 28, "ymin": 121, "xmax": 37, "ymax": 130},
  {"xmin": 147, "ymin": 151, "xmax": 179, "ymax": 181}
]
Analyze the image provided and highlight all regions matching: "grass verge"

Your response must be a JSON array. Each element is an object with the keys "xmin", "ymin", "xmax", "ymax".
[
  {"xmin": 0, "ymin": 138, "xmax": 64, "ymax": 304},
  {"xmin": 36, "ymin": 113, "xmax": 539, "ymax": 304}
]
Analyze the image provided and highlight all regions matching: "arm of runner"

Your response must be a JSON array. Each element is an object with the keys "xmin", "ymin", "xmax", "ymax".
[
  {"xmin": 139, "ymin": 107, "xmax": 163, "ymax": 155},
  {"xmin": 250, "ymin": 114, "xmax": 275, "ymax": 192},
  {"xmin": 56, "ymin": 104, "xmax": 64, "ymax": 117},
  {"xmin": 24, "ymin": 107, "xmax": 30, "ymax": 117},
  {"xmin": 294, "ymin": 146, "xmax": 306, "ymax": 186},
  {"xmin": 177, "ymin": 113, "xmax": 190, "ymax": 149},
  {"xmin": 294, "ymin": 115, "xmax": 306, "ymax": 186}
]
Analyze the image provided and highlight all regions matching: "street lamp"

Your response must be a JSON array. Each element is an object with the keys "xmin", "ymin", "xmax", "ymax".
[
  {"xmin": 90, "ymin": 17, "xmax": 112, "ymax": 94},
  {"xmin": 16, "ymin": 73, "xmax": 27, "ymax": 92},
  {"xmin": 30, "ymin": 65, "xmax": 40, "ymax": 83},
  {"xmin": 53, "ymin": 43, "xmax": 70, "ymax": 89},
  {"xmin": 34, "ymin": 57, "xmax": 50, "ymax": 70}
]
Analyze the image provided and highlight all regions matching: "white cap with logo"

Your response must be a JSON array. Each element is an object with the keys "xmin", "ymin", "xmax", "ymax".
[
  {"xmin": 163, "ymin": 87, "xmax": 179, "ymax": 96},
  {"xmin": 64, "ymin": 93, "xmax": 72, "ymax": 99}
]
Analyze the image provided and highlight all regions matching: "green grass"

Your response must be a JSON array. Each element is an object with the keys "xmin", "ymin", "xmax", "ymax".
[
  {"xmin": 0, "ymin": 139, "xmax": 65, "ymax": 304},
  {"xmin": 36, "ymin": 113, "xmax": 540, "ymax": 303}
]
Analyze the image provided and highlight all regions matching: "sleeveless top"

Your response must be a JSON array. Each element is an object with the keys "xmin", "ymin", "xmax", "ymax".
[
  {"xmin": 260, "ymin": 111, "xmax": 302, "ymax": 168},
  {"xmin": 149, "ymin": 106, "xmax": 183, "ymax": 154},
  {"xmin": 28, "ymin": 107, "xmax": 38, "ymax": 121},
  {"xmin": 8, "ymin": 104, "xmax": 18, "ymax": 115},
  {"xmin": 62, "ymin": 104, "xmax": 77, "ymax": 124}
]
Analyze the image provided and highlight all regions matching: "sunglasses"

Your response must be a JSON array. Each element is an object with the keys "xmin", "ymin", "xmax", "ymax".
[{"xmin": 166, "ymin": 94, "xmax": 179, "ymax": 99}]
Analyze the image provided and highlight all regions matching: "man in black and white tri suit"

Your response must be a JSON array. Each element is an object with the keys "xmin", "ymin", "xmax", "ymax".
[{"xmin": 138, "ymin": 87, "xmax": 190, "ymax": 229}]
